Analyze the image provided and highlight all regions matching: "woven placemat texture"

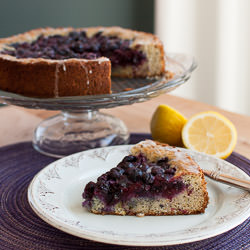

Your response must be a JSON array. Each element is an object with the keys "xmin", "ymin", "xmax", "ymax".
[{"xmin": 0, "ymin": 133, "xmax": 249, "ymax": 250}]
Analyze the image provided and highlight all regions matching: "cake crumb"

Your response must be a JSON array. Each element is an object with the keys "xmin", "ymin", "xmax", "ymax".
[{"xmin": 136, "ymin": 213, "xmax": 145, "ymax": 217}]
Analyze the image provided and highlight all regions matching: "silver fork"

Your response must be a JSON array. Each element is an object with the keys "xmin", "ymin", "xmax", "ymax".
[{"xmin": 203, "ymin": 169, "xmax": 250, "ymax": 192}]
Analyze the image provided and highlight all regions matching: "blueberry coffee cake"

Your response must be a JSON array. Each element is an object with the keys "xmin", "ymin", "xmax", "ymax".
[
  {"xmin": 82, "ymin": 140, "xmax": 209, "ymax": 216},
  {"xmin": 0, "ymin": 27, "xmax": 167, "ymax": 97}
]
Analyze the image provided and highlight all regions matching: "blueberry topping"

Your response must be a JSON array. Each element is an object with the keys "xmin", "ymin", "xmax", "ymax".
[
  {"xmin": 1, "ymin": 30, "xmax": 146, "ymax": 67},
  {"xmin": 83, "ymin": 154, "xmax": 186, "ymax": 207}
]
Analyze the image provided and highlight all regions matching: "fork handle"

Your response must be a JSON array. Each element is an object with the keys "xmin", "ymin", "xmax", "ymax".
[{"xmin": 203, "ymin": 170, "xmax": 250, "ymax": 192}]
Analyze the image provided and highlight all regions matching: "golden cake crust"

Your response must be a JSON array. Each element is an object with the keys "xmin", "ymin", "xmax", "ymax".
[{"xmin": 0, "ymin": 27, "xmax": 165, "ymax": 97}]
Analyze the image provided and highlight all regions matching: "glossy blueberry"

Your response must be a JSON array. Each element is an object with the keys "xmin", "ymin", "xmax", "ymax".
[
  {"xmin": 165, "ymin": 167, "xmax": 176, "ymax": 175},
  {"xmin": 140, "ymin": 163, "xmax": 150, "ymax": 172},
  {"xmin": 97, "ymin": 182, "xmax": 110, "ymax": 194},
  {"xmin": 16, "ymin": 49, "xmax": 25, "ymax": 56},
  {"xmin": 142, "ymin": 172, "xmax": 154, "ymax": 184},
  {"xmin": 11, "ymin": 42, "xmax": 20, "ymax": 48},
  {"xmin": 123, "ymin": 155, "xmax": 137, "ymax": 163},
  {"xmin": 97, "ymin": 175, "xmax": 107, "ymax": 182},
  {"xmin": 69, "ymin": 31, "xmax": 79, "ymax": 40},
  {"xmin": 163, "ymin": 174, "xmax": 172, "ymax": 181},
  {"xmin": 57, "ymin": 47, "xmax": 71, "ymax": 56},
  {"xmin": 71, "ymin": 42, "xmax": 84, "ymax": 53},
  {"xmin": 121, "ymin": 161, "xmax": 135, "ymax": 170},
  {"xmin": 89, "ymin": 43, "xmax": 100, "ymax": 52},
  {"xmin": 125, "ymin": 167, "xmax": 142, "ymax": 182},
  {"xmin": 94, "ymin": 31, "xmax": 103, "ymax": 37},
  {"xmin": 157, "ymin": 157, "xmax": 171, "ymax": 169},
  {"xmin": 151, "ymin": 166, "xmax": 165, "ymax": 176},
  {"xmin": 20, "ymin": 42, "xmax": 31, "ymax": 49},
  {"xmin": 157, "ymin": 157, "xmax": 169, "ymax": 164},
  {"xmin": 80, "ymin": 31, "xmax": 87, "ymax": 38},
  {"xmin": 83, "ymin": 181, "xmax": 96, "ymax": 199},
  {"xmin": 108, "ymin": 167, "xmax": 124, "ymax": 179},
  {"xmin": 118, "ymin": 175, "xmax": 128, "ymax": 188}
]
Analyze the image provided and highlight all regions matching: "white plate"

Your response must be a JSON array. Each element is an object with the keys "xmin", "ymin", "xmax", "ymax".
[{"xmin": 28, "ymin": 145, "xmax": 250, "ymax": 246}]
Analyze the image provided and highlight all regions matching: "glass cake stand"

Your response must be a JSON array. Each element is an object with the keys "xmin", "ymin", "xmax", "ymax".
[{"xmin": 0, "ymin": 53, "xmax": 197, "ymax": 158}]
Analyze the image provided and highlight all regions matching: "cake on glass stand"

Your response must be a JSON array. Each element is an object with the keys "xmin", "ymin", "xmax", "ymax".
[{"xmin": 0, "ymin": 53, "xmax": 196, "ymax": 158}]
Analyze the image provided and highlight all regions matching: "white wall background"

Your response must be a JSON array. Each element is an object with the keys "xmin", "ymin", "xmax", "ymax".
[{"xmin": 155, "ymin": 0, "xmax": 250, "ymax": 116}]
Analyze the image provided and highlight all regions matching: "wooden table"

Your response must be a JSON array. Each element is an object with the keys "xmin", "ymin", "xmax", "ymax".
[{"xmin": 1, "ymin": 94, "xmax": 250, "ymax": 158}]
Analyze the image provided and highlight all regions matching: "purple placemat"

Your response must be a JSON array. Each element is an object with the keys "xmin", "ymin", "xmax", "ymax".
[{"xmin": 0, "ymin": 133, "xmax": 249, "ymax": 250}]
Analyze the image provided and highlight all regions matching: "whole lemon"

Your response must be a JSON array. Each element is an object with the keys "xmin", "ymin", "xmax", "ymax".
[{"xmin": 150, "ymin": 104, "xmax": 187, "ymax": 146}]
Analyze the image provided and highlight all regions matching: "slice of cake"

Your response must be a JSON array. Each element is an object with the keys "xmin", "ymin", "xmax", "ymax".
[
  {"xmin": 82, "ymin": 140, "xmax": 209, "ymax": 216},
  {"xmin": 0, "ymin": 27, "xmax": 166, "ymax": 98}
]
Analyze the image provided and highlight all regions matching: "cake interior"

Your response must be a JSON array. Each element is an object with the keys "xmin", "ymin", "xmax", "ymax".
[
  {"xmin": 1, "ymin": 31, "xmax": 146, "ymax": 67},
  {"xmin": 83, "ymin": 154, "xmax": 189, "ymax": 213}
]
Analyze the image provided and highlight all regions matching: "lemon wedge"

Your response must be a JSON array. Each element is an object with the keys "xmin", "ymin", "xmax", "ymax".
[
  {"xmin": 150, "ymin": 104, "xmax": 187, "ymax": 146},
  {"xmin": 182, "ymin": 111, "xmax": 237, "ymax": 159}
]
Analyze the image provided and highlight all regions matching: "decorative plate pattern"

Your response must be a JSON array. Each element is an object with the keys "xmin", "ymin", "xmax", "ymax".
[{"xmin": 28, "ymin": 145, "xmax": 250, "ymax": 246}]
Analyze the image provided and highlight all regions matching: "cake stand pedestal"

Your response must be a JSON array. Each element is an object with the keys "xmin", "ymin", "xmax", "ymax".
[
  {"xmin": 33, "ymin": 110, "xmax": 128, "ymax": 158},
  {"xmin": 0, "ymin": 53, "xmax": 196, "ymax": 158}
]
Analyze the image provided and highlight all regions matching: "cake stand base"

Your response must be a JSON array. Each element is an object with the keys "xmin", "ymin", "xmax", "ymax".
[{"xmin": 33, "ymin": 110, "xmax": 129, "ymax": 158}]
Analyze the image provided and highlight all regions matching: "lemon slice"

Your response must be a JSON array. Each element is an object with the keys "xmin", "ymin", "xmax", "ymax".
[
  {"xmin": 182, "ymin": 111, "xmax": 237, "ymax": 159},
  {"xmin": 150, "ymin": 104, "xmax": 187, "ymax": 146}
]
